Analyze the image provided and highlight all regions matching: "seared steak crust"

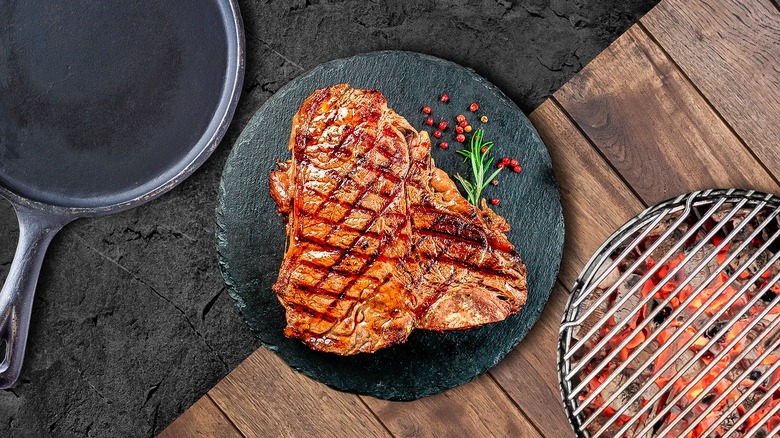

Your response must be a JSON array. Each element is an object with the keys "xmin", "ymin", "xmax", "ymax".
[
  {"xmin": 270, "ymin": 84, "xmax": 527, "ymax": 355},
  {"xmin": 406, "ymin": 132, "xmax": 527, "ymax": 331},
  {"xmin": 270, "ymin": 84, "xmax": 416, "ymax": 354}
]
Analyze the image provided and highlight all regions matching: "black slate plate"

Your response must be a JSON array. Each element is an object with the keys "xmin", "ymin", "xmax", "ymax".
[{"xmin": 216, "ymin": 51, "xmax": 564, "ymax": 400}]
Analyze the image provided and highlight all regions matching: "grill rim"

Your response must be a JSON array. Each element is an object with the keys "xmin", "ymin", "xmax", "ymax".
[{"xmin": 558, "ymin": 188, "xmax": 780, "ymax": 438}]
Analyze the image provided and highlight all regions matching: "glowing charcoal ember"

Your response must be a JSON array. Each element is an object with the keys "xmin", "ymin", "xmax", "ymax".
[
  {"xmin": 683, "ymin": 244, "xmax": 721, "ymax": 290},
  {"xmin": 573, "ymin": 292, "xmax": 610, "ymax": 342},
  {"xmin": 561, "ymin": 192, "xmax": 780, "ymax": 438},
  {"xmin": 595, "ymin": 259, "xmax": 622, "ymax": 289},
  {"xmin": 600, "ymin": 373, "xmax": 647, "ymax": 417},
  {"xmin": 614, "ymin": 275, "xmax": 643, "ymax": 325}
]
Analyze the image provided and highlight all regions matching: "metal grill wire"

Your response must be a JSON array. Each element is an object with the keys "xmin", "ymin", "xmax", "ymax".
[
  {"xmin": 595, "ymin": 209, "xmax": 779, "ymax": 436},
  {"xmin": 559, "ymin": 189, "xmax": 780, "ymax": 438}
]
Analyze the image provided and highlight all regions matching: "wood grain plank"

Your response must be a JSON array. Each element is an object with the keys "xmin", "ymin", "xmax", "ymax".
[
  {"xmin": 158, "ymin": 395, "xmax": 242, "ymax": 438},
  {"xmin": 642, "ymin": 0, "xmax": 780, "ymax": 179},
  {"xmin": 490, "ymin": 282, "xmax": 574, "ymax": 438},
  {"xmin": 555, "ymin": 25, "xmax": 779, "ymax": 206},
  {"xmin": 208, "ymin": 347, "xmax": 391, "ymax": 438},
  {"xmin": 529, "ymin": 100, "xmax": 646, "ymax": 288},
  {"xmin": 361, "ymin": 375, "xmax": 542, "ymax": 438}
]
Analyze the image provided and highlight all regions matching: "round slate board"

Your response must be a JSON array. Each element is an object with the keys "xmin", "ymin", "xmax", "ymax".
[{"xmin": 217, "ymin": 51, "xmax": 564, "ymax": 400}]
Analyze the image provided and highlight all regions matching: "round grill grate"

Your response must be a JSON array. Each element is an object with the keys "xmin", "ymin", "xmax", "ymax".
[{"xmin": 559, "ymin": 189, "xmax": 780, "ymax": 438}]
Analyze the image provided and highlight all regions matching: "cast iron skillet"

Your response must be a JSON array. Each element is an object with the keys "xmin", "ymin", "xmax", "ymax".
[{"xmin": 0, "ymin": 1, "xmax": 244, "ymax": 388}]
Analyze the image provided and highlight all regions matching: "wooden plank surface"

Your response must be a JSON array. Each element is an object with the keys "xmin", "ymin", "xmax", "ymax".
[
  {"xmin": 362, "ymin": 375, "xmax": 542, "ymax": 438},
  {"xmin": 161, "ymin": 2, "xmax": 780, "ymax": 436},
  {"xmin": 208, "ymin": 348, "xmax": 391, "ymax": 438},
  {"xmin": 555, "ymin": 25, "xmax": 779, "ymax": 206},
  {"xmin": 642, "ymin": 0, "xmax": 780, "ymax": 178},
  {"xmin": 489, "ymin": 283, "xmax": 573, "ymax": 438},
  {"xmin": 529, "ymin": 100, "xmax": 646, "ymax": 288},
  {"xmin": 159, "ymin": 395, "xmax": 241, "ymax": 438}
]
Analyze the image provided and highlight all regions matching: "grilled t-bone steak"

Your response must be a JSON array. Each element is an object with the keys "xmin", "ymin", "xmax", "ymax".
[{"xmin": 269, "ymin": 84, "xmax": 527, "ymax": 355}]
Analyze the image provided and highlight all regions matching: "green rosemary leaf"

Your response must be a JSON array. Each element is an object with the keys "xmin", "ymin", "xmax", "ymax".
[
  {"xmin": 454, "ymin": 173, "xmax": 474, "ymax": 193},
  {"xmin": 453, "ymin": 128, "xmax": 502, "ymax": 206},
  {"xmin": 481, "ymin": 167, "xmax": 503, "ymax": 191}
]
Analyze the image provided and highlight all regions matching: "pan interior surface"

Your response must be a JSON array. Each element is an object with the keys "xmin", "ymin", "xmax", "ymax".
[{"xmin": 0, "ymin": 1, "xmax": 238, "ymax": 208}]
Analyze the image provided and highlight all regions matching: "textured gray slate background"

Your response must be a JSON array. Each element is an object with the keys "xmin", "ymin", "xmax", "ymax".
[{"xmin": 0, "ymin": 0, "xmax": 656, "ymax": 436}]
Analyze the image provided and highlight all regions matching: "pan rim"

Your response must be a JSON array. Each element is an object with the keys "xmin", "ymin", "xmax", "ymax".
[{"xmin": 0, "ymin": 0, "xmax": 245, "ymax": 218}]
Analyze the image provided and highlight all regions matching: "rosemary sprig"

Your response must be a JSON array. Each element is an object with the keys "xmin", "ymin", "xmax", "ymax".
[{"xmin": 453, "ymin": 128, "xmax": 502, "ymax": 206}]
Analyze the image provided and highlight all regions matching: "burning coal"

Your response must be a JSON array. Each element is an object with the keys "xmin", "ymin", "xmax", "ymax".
[{"xmin": 562, "ymin": 193, "xmax": 780, "ymax": 438}]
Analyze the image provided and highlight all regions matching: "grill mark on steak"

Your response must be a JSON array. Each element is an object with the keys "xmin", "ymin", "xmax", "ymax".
[
  {"xmin": 270, "ymin": 84, "xmax": 527, "ymax": 354},
  {"xmin": 411, "ymin": 203, "xmax": 516, "ymax": 253},
  {"xmin": 409, "ymin": 228, "xmax": 515, "ymax": 280},
  {"xmin": 414, "ymin": 228, "xmax": 487, "ymax": 253},
  {"xmin": 297, "ymin": 211, "xmax": 384, "ymax": 239},
  {"xmin": 411, "ymin": 207, "xmax": 489, "ymax": 244},
  {"xmin": 299, "ymin": 205, "xmax": 407, "ymax": 319},
  {"xmin": 294, "ymin": 259, "xmax": 386, "ymax": 287},
  {"xmin": 298, "ymin": 190, "xmax": 406, "ymax": 224},
  {"xmin": 321, "ymin": 211, "xmax": 407, "ymax": 302},
  {"xmin": 302, "ymin": 154, "xmax": 402, "ymax": 204},
  {"xmin": 290, "ymin": 303, "xmax": 340, "ymax": 323},
  {"xmin": 296, "ymin": 234, "xmax": 411, "ymax": 260},
  {"xmin": 325, "ymin": 221, "xmax": 405, "ymax": 315},
  {"xmin": 415, "ymin": 272, "xmax": 459, "ymax": 319},
  {"xmin": 311, "ymin": 181, "xmax": 405, "ymax": 281},
  {"xmin": 407, "ymin": 235, "xmax": 515, "ymax": 319},
  {"xmin": 300, "ymin": 160, "xmax": 405, "ymax": 253},
  {"xmin": 295, "ymin": 283, "xmax": 358, "ymax": 303},
  {"xmin": 435, "ymin": 254, "xmax": 516, "ymax": 280}
]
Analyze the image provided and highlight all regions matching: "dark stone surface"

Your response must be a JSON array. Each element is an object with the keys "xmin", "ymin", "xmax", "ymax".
[
  {"xmin": 0, "ymin": 0, "xmax": 657, "ymax": 436},
  {"xmin": 218, "ymin": 51, "xmax": 563, "ymax": 400}
]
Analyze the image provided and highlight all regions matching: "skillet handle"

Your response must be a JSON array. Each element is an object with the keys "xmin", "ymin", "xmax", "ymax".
[{"xmin": 0, "ymin": 204, "xmax": 69, "ymax": 389}]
